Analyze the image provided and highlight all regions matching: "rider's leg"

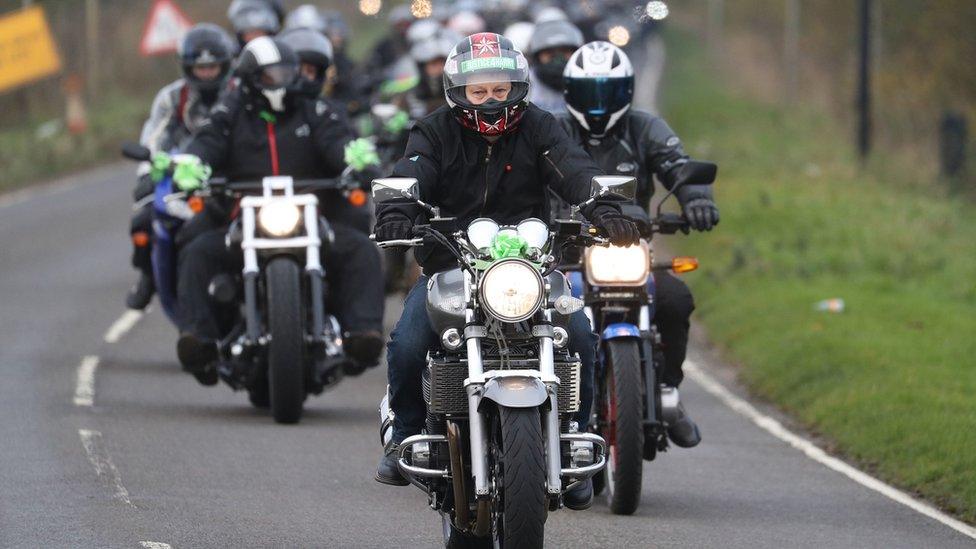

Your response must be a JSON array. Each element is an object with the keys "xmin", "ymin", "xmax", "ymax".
[
  {"xmin": 322, "ymin": 222, "xmax": 385, "ymax": 370},
  {"xmin": 376, "ymin": 276, "xmax": 438, "ymax": 485},
  {"xmin": 126, "ymin": 203, "xmax": 155, "ymax": 310},
  {"xmin": 175, "ymin": 229, "xmax": 235, "ymax": 384},
  {"xmin": 567, "ymin": 309, "xmax": 598, "ymax": 427},
  {"xmin": 652, "ymin": 271, "xmax": 700, "ymax": 447}
]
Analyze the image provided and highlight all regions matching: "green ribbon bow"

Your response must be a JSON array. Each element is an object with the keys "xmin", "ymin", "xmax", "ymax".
[
  {"xmin": 384, "ymin": 110, "xmax": 410, "ymax": 135},
  {"xmin": 489, "ymin": 233, "xmax": 528, "ymax": 260},
  {"xmin": 149, "ymin": 151, "xmax": 172, "ymax": 183},
  {"xmin": 344, "ymin": 137, "xmax": 381, "ymax": 171},
  {"xmin": 172, "ymin": 155, "xmax": 212, "ymax": 192}
]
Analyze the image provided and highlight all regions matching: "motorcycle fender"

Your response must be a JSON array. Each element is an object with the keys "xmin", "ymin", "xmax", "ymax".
[
  {"xmin": 602, "ymin": 322, "xmax": 641, "ymax": 341},
  {"xmin": 479, "ymin": 376, "xmax": 550, "ymax": 410}
]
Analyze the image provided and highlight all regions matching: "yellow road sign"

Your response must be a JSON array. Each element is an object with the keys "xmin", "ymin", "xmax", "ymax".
[{"xmin": 0, "ymin": 6, "xmax": 63, "ymax": 93}]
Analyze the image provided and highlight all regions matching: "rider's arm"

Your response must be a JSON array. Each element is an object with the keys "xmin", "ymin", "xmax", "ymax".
[
  {"xmin": 377, "ymin": 124, "xmax": 442, "ymax": 223},
  {"xmin": 136, "ymin": 84, "xmax": 178, "ymax": 177},
  {"xmin": 533, "ymin": 109, "xmax": 620, "ymax": 217},
  {"xmin": 310, "ymin": 99, "xmax": 356, "ymax": 177},
  {"xmin": 183, "ymin": 101, "xmax": 233, "ymax": 174},
  {"xmin": 640, "ymin": 114, "xmax": 690, "ymax": 191}
]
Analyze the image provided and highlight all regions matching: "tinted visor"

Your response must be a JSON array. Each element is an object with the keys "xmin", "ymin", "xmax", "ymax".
[
  {"xmin": 259, "ymin": 64, "xmax": 298, "ymax": 87},
  {"xmin": 565, "ymin": 76, "xmax": 633, "ymax": 117}
]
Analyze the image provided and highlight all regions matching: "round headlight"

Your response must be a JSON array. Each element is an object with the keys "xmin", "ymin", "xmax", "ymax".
[
  {"xmin": 479, "ymin": 259, "xmax": 544, "ymax": 322},
  {"xmin": 257, "ymin": 202, "xmax": 302, "ymax": 237},
  {"xmin": 585, "ymin": 242, "xmax": 650, "ymax": 286},
  {"xmin": 468, "ymin": 218, "xmax": 500, "ymax": 250},
  {"xmin": 516, "ymin": 218, "xmax": 550, "ymax": 249}
]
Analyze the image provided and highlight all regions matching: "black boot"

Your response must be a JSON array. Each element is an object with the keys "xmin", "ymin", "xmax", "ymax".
[
  {"xmin": 125, "ymin": 272, "xmax": 155, "ymax": 310},
  {"xmin": 176, "ymin": 333, "xmax": 219, "ymax": 386},
  {"xmin": 343, "ymin": 331, "xmax": 384, "ymax": 376},
  {"xmin": 667, "ymin": 402, "xmax": 702, "ymax": 448},
  {"xmin": 375, "ymin": 444, "xmax": 409, "ymax": 486},
  {"xmin": 564, "ymin": 478, "xmax": 593, "ymax": 510}
]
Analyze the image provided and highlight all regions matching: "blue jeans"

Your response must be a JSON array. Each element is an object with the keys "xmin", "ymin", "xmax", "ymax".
[{"xmin": 387, "ymin": 276, "xmax": 597, "ymax": 442}]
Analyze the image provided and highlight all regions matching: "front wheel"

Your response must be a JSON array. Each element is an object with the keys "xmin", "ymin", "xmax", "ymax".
[
  {"xmin": 604, "ymin": 339, "xmax": 644, "ymax": 515},
  {"xmin": 266, "ymin": 257, "xmax": 305, "ymax": 424},
  {"xmin": 494, "ymin": 406, "xmax": 547, "ymax": 549}
]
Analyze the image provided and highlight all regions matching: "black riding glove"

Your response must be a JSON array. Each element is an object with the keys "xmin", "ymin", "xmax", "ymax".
[
  {"xmin": 589, "ymin": 205, "xmax": 641, "ymax": 247},
  {"xmin": 676, "ymin": 184, "xmax": 720, "ymax": 232},
  {"xmin": 374, "ymin": 213, "xmax": 413, "ymax": 242}
]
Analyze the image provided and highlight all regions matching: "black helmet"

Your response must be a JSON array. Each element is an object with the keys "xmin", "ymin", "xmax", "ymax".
[
  {"xmin": 228, "ymin": 0, "xmax": 281, "ymax": 45},
  {"xmin": 277, "ymin": 27, "xmax": 334, "ymax": 99},
  {"xmin": 527, "ymin": 19, "xmax": 584, "ymax": 91},
  {"xmin": 443, "ymin": 33, "xmax": 530, "ymax": 136},
  {"xmin": 179, "ymin": 23, "xmax": 237, "ymax": 97},
  {"xmin": 235, "ymin": 36, "xmax": 301, "ymax": 112}
]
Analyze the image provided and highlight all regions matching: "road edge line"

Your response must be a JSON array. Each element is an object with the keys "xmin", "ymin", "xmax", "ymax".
[
  {"xmin": 684, "ymin": 359, "xmax": 976, "ymax": 540},
  {"xmin": 104, "ymin": 310, "xmax": 144, "ymax": 344},
  {"xmin": 73, "ymin": 355, "xmax": 100, "ymax": 407}
]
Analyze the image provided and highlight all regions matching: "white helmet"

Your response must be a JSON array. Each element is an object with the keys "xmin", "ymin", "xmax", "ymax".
[
  {"xmin": 563, "ymin": 41, "xmax": 634, "ymax": 136},
  {"xmin": 406, "ymin": 19, "xmax": 442, "ymax": 45},
  {"xmin": 447, "ymin": 11, "xmax": 486, "ymax": 36},
  {"xmin": 503, "ymin": 22, "xmax": 535, "ymax": 54}
]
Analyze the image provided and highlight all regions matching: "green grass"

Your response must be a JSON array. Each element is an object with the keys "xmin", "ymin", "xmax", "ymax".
[
  {"xmin": 660, "ymin": 30, "xmax": 976, "ymax": 521},
  {"xmin": 0, "ymin": 92, "xmax": 151, "ymax": 191}
]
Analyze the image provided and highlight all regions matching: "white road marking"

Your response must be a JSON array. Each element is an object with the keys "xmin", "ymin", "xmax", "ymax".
[
  {"xmin": 139, "ymin": 542, "xmax": 172, "ymax": 549},
  {"xmin": 685, "ymin": 359, "xmax": 976, "ymax": 541},
  {"xmin": 78, "ymin": 429, "xmax": 135, "ymax": 508},
  {"xmin": 104, "ymin": 309, "xmax": 144, "ymax": 343},
  {"xmin": 73, "ymin": 355, "xmax": 100, "ymax": 407}
]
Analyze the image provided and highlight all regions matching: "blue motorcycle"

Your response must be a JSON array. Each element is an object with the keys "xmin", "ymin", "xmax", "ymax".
[{"xmin": 565, "ymin": 161, "xmax": 716, "ymax": 514}]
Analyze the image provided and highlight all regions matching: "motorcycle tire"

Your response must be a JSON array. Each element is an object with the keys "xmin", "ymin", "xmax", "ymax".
[
  {"xmin": 266, "ymin": 257, "xmax": 305, "ymax": 424},
  {"xmin": 604, "ymin": 339, "xmax": 644, "ymax": 515},
  {"xmin": 495, "ymin": 406, "xmax": 547, "ymax": 549}
]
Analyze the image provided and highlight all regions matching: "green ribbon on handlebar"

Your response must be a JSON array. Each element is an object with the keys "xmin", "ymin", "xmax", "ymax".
[
  {"xmin": 172, "ymin": 156, "xmax": 212, "ymax": 192},
  {"xmin": 149, "ymin": 151, "xmax": 172, "ymax": 183},
  {"xmin": 489, "ymin": 233, "xmax": 528, "ymax": 260}
]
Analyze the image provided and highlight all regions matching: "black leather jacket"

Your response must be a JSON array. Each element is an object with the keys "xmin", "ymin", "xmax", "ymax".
[
  {"xmin": 379, "ymin": 103, "xmax": 620, "ymax": 275},
  {"xmin": 557, "ymin": 109, "xmax": 690, "ymax": 211}
]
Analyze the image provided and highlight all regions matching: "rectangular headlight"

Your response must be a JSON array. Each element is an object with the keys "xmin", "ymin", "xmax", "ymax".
[{"xmin": 584, "ymin": 241, "xmax": 650, "ymax": 287}]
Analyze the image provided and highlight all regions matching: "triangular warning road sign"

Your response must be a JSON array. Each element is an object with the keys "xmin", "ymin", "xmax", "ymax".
[{"xmin": 139, "ymin": 0, "xmax": 194, "ymax": 57}]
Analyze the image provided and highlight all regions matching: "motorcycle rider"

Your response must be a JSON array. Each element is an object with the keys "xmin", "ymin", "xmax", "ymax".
[
  {"xmin": 560, "ymin": 41, "xmax": 720, "ymax": 447},
  {"xmin": 321, "ymin": 10, "xmax": 363, "ymax": 116},
  {"xmin": 173, "ymin": 37, "xmax": 385, "ymax": 384},
  {"xmin": 372, "ymin": 33, "xmax": 640, "ymax": 510},
  {"xmin": 526, "ymin": 18, "xmax": 584, "ymax": 113},
  {"xmin": 227, "ymin": 0, "xmax": 281, "ymax": 47},
  {"xmin": 125, "ymin": 23, "xmax": 238, "ymax": 310},
  {"xmin": 405, "ymin": 29, "xmax": 455, "ymax": 119}
]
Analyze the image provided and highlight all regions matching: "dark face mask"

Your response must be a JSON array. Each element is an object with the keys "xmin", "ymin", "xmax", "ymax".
[{"xmin": 536, "ymin": 57, "xmax": 568, "ymax": 91}]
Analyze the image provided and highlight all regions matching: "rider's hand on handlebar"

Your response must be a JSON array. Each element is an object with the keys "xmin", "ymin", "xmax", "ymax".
[
  {"xmin": 590, "ymin": 206, "xmax": 641, "ymax": 247},
  {"xmin": 374, "ymin": 213, "xmax": 414, "ymax": 242},
  {"xmin": 682, "ymin": 198, "xmax": 720, "ymax": 231}
]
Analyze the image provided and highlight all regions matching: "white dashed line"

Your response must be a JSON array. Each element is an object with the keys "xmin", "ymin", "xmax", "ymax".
[
  {"xmin": 685, "ymin": 359, "xmax": 976, "ymax": 541},
  {"xmin": 78, "ymin": 429, "xmax": 135, "ymax": 508},
  {"xmin": 139, "ymin": 542, "xmax": 172, "ymax": 549},
  {"xmin": 104, "ymin": 309, "xmax": 144, "ymax": 343},
  {"xmin": 73, "ymin": 355, "xmax": 100, "ymax": 407}
]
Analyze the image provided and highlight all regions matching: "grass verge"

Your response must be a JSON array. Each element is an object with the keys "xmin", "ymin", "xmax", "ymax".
[{"xmin": 660, "ymin": 30, "xmax": 976, "ymax": 522}]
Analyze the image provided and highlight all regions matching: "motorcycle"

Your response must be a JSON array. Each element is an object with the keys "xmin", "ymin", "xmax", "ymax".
[
  {"xmin": 370, "ymin": 176, "xmax": 629, "ymax": 548},
  {"xmin": 121, "ymin": 143, "xmax": 358, "ymax": 424},
  {"xmin": 567, "ymin": 161, "xmax": 717, "ymax": 514}
]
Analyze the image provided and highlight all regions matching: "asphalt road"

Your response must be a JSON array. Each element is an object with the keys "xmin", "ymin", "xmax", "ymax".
[{"xmin": 0, "ymin": 163, "xmax": 973, "ymax": 549}]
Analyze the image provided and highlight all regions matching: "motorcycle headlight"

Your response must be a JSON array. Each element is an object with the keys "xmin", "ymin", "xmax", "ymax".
[
  {"xmin": 479, "ymin": 259, "xmax": 545, "ymax": 322},
  {"xmin": 257, "ymin": 202, "xmax": 302, "ymax": 237},
  {"xmin": 585, "ymin": 242, "xmax": 650, "ymax": 286}
]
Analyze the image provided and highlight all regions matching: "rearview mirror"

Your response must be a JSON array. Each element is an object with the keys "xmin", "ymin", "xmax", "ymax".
[
  {"xmin": 121, "ymin": 141, "xmax": 151, "ymax": 162},
  {"xmin": 371, "ymin": 177, "xmax": 419, "ymax": 203},
  {"xmin": 674, "ymin": 161, "xmax": 717, "ymax": 188},
  {"xmin": 590, "ymin": 175, "xmax": 637, "ymax": 201}
]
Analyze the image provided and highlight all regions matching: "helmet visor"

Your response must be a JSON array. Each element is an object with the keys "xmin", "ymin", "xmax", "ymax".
[
  {"xmin": 444, "ymin": 42, "xmax": 529, "ymax": 92},
  {"xmin": 259, "ymin": 64, "xmax": 298, "ymax": 87},
  {"xmin": 565, "ymin": 76, "xmax": 633, "ymax": 116}
]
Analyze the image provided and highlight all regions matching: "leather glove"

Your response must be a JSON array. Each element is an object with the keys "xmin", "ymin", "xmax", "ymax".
[
  {"xmin": 676, "ymin": 184, "xmax": 719, "ymax": 231},
  {"xmin": 589, "ymin": 206, "xmax": 641, "ymax": 247},
  {"xmin": 374, "ymin": 213, "xmax": 413, "ymax": 242}
]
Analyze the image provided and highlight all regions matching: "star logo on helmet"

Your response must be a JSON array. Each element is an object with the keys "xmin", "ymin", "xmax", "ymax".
[{"xmin": 474, "ymin": 36, "xmax": 498, "ymax": 56}]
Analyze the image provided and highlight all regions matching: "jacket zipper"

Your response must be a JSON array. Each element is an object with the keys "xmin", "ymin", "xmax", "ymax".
[
  {"xmin": 481, "ymin": 144, "xmax": 493, "ymax": 214},
  {"xmin": 543, "ymin": 149, "xmax": 565, "ymax": 180},
  {"xmin": 266, "ymin": 120, "xmax": 280, "ymax": 176}
]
